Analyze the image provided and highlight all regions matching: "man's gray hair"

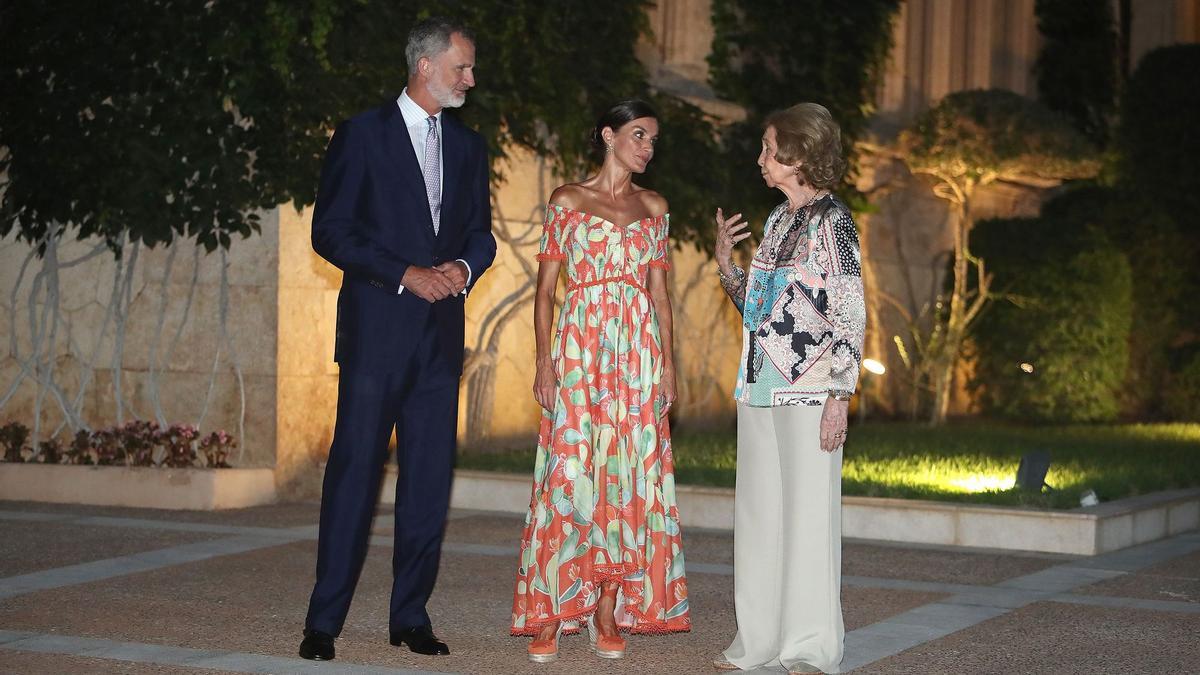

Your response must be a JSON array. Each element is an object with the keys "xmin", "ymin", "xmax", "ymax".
[{"xmin": 405, "ymin": 17, "xmax": 474, "ymax": 76}]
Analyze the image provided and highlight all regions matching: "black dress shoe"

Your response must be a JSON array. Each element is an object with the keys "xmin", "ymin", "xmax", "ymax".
[
  {"xmin": 389, "ymin": 625, "xmax": 450, "ymax": 655},
  {"xmin": 299, "ymin": 629, "xmax": 335, "ymax": 661}
]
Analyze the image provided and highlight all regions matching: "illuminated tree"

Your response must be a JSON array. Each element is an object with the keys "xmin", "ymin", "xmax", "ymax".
[{"xmin": 897, "ymin": 89, "xmax": 1100, "ymax": 424}]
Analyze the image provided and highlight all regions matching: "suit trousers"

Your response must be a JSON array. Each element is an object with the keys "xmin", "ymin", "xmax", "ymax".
[
  {"xmin": 722, "ymin": 401, "xmax": 844, "ymax": 674},
  {"xmin": 305, "ymin": 317, "xmax": 460, "ymax": 636}
]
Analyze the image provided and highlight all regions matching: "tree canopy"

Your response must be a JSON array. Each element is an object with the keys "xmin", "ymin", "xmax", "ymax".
[
  {"xmin": 0, "ymin": 0, "xmax": 723, "ymax": 253},
  {"xmin": 708, "ymin": 0, "xmax": 900, "ymax": 222},
  {"xmin": 1117, "ymin": 44, "xmax": 1200, "ymax": 231},
  {"xmin": 1034, "ymin": 0, "xmax": 1118, "ymax": 143},
  {"xmin": 900, "ymin": 89, "xmax": 1101, "ymax": 190}
]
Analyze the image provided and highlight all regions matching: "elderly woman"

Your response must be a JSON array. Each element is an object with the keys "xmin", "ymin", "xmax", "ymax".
[{"xmin": 712, "ymin": 103, "xmax": 865, "ymax": 674}]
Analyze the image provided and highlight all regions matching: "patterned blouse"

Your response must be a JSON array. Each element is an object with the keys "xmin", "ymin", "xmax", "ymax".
[{"xmin": 720, "ymin": 194, "xmax": 866, "ymax": 407}]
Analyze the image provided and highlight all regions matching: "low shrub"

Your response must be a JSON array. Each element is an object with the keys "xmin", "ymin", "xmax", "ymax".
[
  {"xmin": 0, "ymin": 420, "xmax": 235, "ymax": 468},
  {"xmin": 1166, "ymin": 352, "xmax": 1200, "ymax": 422},
  {"xmin": 1037, "ymin": 186, "xmax": 1188, "ymax": 418},
  {"xmin": 972, "ymin": 218, "xmax": 1131, "ymax": 422}
]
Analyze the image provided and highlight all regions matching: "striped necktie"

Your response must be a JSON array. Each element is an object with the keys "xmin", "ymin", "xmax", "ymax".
[{"xmin": 423, "ymin": 115, "xmax": 441, "ymax": 235}]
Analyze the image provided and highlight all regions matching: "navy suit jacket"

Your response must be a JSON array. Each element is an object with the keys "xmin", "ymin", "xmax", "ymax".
[{"xmin": 312, "ymin": 100, "xmax": 495, "ymax": 375}]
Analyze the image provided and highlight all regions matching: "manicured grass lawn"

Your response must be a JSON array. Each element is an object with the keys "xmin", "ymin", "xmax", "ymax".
[{"xmin": 457, "ymin": 422, "xmax": 1200, "ymax": 509}]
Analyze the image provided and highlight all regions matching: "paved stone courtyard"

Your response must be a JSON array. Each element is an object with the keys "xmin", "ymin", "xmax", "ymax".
[{"xmin": 1, "ymin": 500, "xmax": 1197, "ymax": 674}]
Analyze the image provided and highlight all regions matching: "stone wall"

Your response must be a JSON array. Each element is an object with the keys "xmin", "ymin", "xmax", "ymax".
[{"xmin": 0, "ymin": 214, "xmax": 281, "ymax": 470}]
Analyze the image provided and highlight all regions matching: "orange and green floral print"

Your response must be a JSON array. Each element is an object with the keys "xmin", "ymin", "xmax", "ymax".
[{"xmin": 510, "ymin": 204, "xmax": 690, "ymax": 636}]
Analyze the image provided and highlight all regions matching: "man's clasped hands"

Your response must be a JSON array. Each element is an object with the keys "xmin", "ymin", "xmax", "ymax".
[{"xmin": 401, "ymin": 261, "xmax": 470, "ymax": 302}]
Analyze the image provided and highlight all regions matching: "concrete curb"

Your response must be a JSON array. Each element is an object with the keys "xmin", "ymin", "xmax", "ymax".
[
  {"xmin": 7, "ymin": 461, "xmax": 1196, "ymax": 555},
  {"xmin": 0, "ymin": 463, "xmax": 276, "ymax": 510},
  {"xmin": 384, "ymin": 469, "xmax": 1200, "ymax": 556}
]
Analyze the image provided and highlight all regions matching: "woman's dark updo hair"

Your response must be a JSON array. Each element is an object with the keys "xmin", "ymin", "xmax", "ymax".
[{"xmin": 590, "ymin": 99, "xmax": 658, "ymax": 155}]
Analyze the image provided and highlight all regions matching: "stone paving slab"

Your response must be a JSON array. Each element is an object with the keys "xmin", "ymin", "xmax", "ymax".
[
  {"xmin": 3, "ymin": 503, "xmax": 1198, "ymax": 674},
  {"xmin": 0, "ymin": 649, "xmax": 232, "ymax": 674},
  {"xmin": 0, "ymin": 515, "xmax": 944, "ymax": 675},
  {"xmin": 0, "ymin": 520, "xmax": 225, "ymax": 577},
  {"xmin": 0, "ymin": 630, "xmax": 432, "ymax": 674},
  {"xmin": 0, "ymin": 500, "xmax": 322, "ymax": 529},
  {"xmin": 0, "ymin": 541, "xmax": 313, "ymax": 658},
  {"xmin": 855, "ymin": 602, "xmax": 1200, "ymax": 674},
  {"xmin": 1071, "ymin": 550, "xmax": 1200, "ymax": 605},
  {"xmin": 841, "ymin": 540, "xmax": 1065, "ymax": 586}
]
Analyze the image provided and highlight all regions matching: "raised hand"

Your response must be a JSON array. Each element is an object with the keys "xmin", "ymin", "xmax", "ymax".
[
  {"xmin": 714, "ymin": 207, "xmax": 751, "ymax": 274},
  {"xmin": 401, "ymin": 266, "xmax": 457, "ymax": 303}
]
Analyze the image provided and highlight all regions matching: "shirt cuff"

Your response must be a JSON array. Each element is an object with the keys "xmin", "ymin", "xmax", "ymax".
[
  {"xmin": 456, "ymin": 259, "xmax": 473, "ymax": 296},
  {"xmin": 397, "ymin": 284, "xmax": 405, "ymax": 295}
]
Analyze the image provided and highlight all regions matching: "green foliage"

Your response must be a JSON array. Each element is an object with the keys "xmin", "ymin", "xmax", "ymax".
[
  {"xmin": 440, "ymin": 0, "xmax": 723, "ymax": 246},
  {"xmin": 446, "ymin": 0, "xmax": 654, "ymax": 180},
  {"xmin": 971, "ymin": 216, "xmax": 1131, "ymax": 423},
  {"xmin": 1166, "ymin": 353, "xmax": 1200, "ymax": 422},
  {"xmin": 707, "ymin": 0, "xmax": 900, "ymax": 227},
  {"xmin": 1116, "ymin": 44, "xmax": 1200, "ymax": 229},
  {"xmin": 1034, "ymin": 0, "xmax": 1118, "ymax": 143},
  {"xmin": 901, "ymin": 89, "xmax": 1101, "ymax": 185},
  {"xmin": 1038, "ymin": 186, "xmax": 1186, "ymax": 417},
  {"xmin": 0, "ymin": 1, "xmax": 393, "ymax": 252},
  {"xmin": 1115, "ymin": 45, "xmax": 1200, "ymax": 337},
  {"xmin": 460, "ymin": 423, "xmax": 1200, "ymax": 509},
  {"xmin": 0, "ymin": 0, "xmax": 722, "ymax": 253}
]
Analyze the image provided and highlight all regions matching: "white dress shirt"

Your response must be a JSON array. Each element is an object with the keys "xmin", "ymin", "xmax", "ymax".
[{"xmin": 395, "ymin": 88, "xmax": 471, "ymax": 296}]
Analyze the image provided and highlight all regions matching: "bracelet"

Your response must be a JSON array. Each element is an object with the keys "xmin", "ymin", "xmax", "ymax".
[
  {"xmin": 717, "ymin": 265, "xmax": 745, "ymax": 285},
  {"xmin": 830, "ymin": 390, "xmax": 852, "ymax": 401}
]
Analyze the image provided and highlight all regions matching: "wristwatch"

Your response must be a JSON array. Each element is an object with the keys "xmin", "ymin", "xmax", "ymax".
[{"xmin": 830, "ymin": 390, "xmax": 852, "ymax": 401}]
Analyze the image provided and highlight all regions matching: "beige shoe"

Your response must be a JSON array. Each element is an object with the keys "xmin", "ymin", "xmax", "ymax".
[{"xmin": 787, "ymin": 663, "xmax": 821, "ymax": 674}]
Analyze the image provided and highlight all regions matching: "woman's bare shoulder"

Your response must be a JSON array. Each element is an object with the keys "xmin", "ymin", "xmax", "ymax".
[
  {"xmin": 548, "ymin": 184, "xmax": 591, "ymax": 210},
  {"xmin": 634, "ymin": 187, "xmax": 669, "ymax": 217}
]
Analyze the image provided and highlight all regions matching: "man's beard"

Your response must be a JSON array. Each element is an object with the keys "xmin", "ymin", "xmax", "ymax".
[{"xmin": 430, "ymin": 79, "xmax": 466, "ymax": 109}]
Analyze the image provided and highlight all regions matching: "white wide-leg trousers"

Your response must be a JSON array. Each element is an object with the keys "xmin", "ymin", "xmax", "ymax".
[{"xmin": 723, "ymin": 402, "xmax": 844, "ymax": 674}]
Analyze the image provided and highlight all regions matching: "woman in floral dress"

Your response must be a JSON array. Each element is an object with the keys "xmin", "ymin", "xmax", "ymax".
[{"xmin": 511, "ymin": 100, "xmax": 690, "ymax": 663}]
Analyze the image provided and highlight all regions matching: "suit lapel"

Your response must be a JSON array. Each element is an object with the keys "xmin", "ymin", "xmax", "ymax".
[{"xmin": 380, "ymin": 103, "xmax": 435, "ymax": 236}]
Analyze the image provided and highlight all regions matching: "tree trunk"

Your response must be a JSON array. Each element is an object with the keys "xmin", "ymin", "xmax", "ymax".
[{"xmin": 930, "ymin": 197, "xmax": 971, "ymax": 425}]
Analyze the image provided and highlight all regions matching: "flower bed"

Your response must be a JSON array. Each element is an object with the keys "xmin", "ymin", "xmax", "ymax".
[
  {"xmin": 1, "ymin": 420, "xmax": 235, "ymax": 468},
  {"xmin": 0, "ymin": 420, "xmax": 269, "ymax": 510}
]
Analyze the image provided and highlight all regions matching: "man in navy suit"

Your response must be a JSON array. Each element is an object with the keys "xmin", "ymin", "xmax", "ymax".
[{"xmin": 299, "ymin": 16, "xmax": 495, "ymax": 662}]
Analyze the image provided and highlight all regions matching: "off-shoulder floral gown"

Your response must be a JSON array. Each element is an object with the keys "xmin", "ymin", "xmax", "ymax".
[{"xmin": 510, "ymin": 204, "xmax": 690, "ymax": 636}]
